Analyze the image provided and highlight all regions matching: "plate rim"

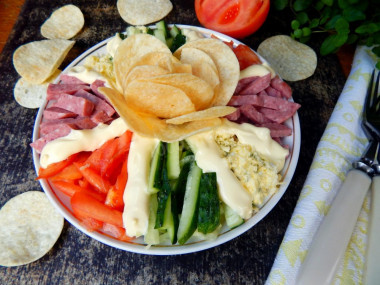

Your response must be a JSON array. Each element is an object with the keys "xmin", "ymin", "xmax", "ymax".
[{"xmin": 32, "ymin": 25, "xmax": 301, "ymax": 255}]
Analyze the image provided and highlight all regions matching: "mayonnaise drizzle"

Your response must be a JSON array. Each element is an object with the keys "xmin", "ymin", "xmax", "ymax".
[
  {"xmin": 39, "ymin": 118, "xmax": 128, "ymax": 168},
  {"xmin": 122, "ymin": 134, "xmax": 159, "ymax": 237},
  {"xmin": 186, "ymin": 119, "xmax": 288, "ymax": 219}
]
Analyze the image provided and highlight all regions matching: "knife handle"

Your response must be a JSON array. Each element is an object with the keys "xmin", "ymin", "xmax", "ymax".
[
  {"xmin": 364, "ymin": 176, "xmax": 380, "ymax": 285},
  {"xmin": 296, "ymin": 169, "xmax": 371, "ymax": 285}
]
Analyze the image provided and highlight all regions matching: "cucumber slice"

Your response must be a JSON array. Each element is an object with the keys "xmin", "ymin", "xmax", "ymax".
[
  {"xmin": 155, "ymin": 20, "xmax": 169, "ymax": 38},
  {"xmin": 153, "ymin": 29, "xmax": 166, "ymax": 44},
  {"xmin": 155, "ymin": 159, "xmax": 172, "ymax": 229},
  {"xmin": 166, "ymin": 37, "xmax": 173, "ymax": 49},
  {"xmin": 144, "ymin": 194, "xmax": 160, "ymax": 245},
  {"xmin": 177, "ymin": 162, "xmax": 202, "ymax": 245},
  {"xmin": 174, "ymin": 155, "xmax": 194, "ymax": 212},
  {"xmin": 126, "ymin": 26, "xmax": 142, "ymax": 37},
  {"xmin": 170, "ymin": 25, "xmax": 181, "ymax": 38},
  {"xmin": 167, "ymin": 141, "xmax": 180, "ymax": 180},
  {"xmin": 146, "ymin": 27, "xmax": 154, "ymax": 35},
  {"xmin": 197, "ymin": 172, "xmax": 220, "ymax": 234},
  {"xmin": 148, "ymin": 142, "xmax": 165, "ymax": 194},
  {"xmin": 170, "ymin": 34, "xmax": 186, "ymax": 52},
  {"xmin": 224, "ymin": 203, "xmax": 244, "ymax": 229},
  {"xmin": 161, "ymin": 193, "xmax": 179, "ymax": 244}
]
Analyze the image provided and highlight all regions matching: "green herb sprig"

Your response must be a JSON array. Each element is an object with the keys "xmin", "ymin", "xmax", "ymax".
[{"xmin": 274, "ymin": 0, "xmax": 380, "ymax": 69}]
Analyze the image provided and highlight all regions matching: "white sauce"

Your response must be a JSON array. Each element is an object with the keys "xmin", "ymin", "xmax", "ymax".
[
  {"xmin": 122, "ymin": 134, "xmax": 159, "ymax": 237},
  {"xmin": 106, "ymin": 33, "xmax": 123, "ymax": 58},
  {"xmin": 239, "ymin": 63, "xmax": 276, "ymax": 80},
  {"xmin": 186, "ymin": 119, "xmax": 288, "ymax": 219},
  {"xmin": 67, "ymin": 66, "xmax": 111, "ymax": 87},
  {"xmin": 40, "ymin": 118, "xmax": 128, "ymax": 168},
  {"xmin": 181, "ymin": 28, "xmax": 205, "ymax": 42}
]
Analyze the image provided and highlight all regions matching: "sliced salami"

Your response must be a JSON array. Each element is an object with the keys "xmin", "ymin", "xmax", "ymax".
[
  {"xmin": 265, "ymin": 86, "xmax": 282, "ymax": 98},
  {"xmin": 31, "ymin": 124, "xmax": 73, "ymax": 153},
  {"xmin": 258, "ymin": 123, "xmax": 292, "ymax": 137},
  {"xmin": 270, "ymin": 76, "xmax": 292, "ymax": 99},
  {"xmin": 259, "ymin": 107, "xmax": 296, "ymax": 124},
  {"xmin": 50, "ymin": 93, "xmax": 95, "ymax": 117},
  {"xmin": 234, "ymin": 76, "xmax": 259, "ymax": 94},
  {"xmin": 224, "ymin": 108, "xmax": 241, "ymax": 121},
  {"xmin": 239, "ymin": 73, "xmax": 271, "ymax": 95},
  {"xmin": 74, "ymin": 89, "xmax": 115, "ymax": 117},
  {"xmin": 90, "ymin": 80, "xmax": 107, "ymax": 100},
  {"xmin": 239, "ymin": 105, "xmax": 272, "ymax": 124},
  {"xmin": 47, "ymin": 83, "xmax": 90, "ymax": 100},
  {"xmin": 43, "ymin": 107, "xmax": 77, "ymax": 120}
]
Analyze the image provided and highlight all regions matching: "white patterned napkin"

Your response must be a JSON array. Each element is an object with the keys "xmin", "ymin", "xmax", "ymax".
[{"xmin": 266, "ymin": 46, "xmax": 379, "ymax": 285}]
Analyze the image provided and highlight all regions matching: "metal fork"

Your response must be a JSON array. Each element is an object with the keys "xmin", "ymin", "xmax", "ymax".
[
  {"xmin": 363, "ymin": 70, "xmax": 380, "ymax": 285},
  {"xmin": 296, "ymin": 70, "xmax": 379, "ymax": 285}
]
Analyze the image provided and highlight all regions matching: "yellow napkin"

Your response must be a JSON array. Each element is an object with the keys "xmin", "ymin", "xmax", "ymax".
[{"xmin": 266, "ymin": 46, "xmax": 379, "ymax": 285}]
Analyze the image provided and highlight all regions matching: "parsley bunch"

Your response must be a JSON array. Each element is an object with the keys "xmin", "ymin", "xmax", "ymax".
[{"xmin": 274, "ymin": 0, "xmax": 380, "ymax": 68}]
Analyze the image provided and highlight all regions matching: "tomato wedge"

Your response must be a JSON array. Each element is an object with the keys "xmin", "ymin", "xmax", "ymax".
[
  {"xmin": 195, "ymin": 0, "xmax": 270, "ymax": 38},
  {"xmin": 233, "ymin": 44, "xmax": 262, "ymax": 70}
]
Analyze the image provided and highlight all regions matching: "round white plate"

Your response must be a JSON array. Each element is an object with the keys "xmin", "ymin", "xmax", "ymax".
[{"xmin": 32, "ymin": 25, "xmax": 301, "ymax": 255}]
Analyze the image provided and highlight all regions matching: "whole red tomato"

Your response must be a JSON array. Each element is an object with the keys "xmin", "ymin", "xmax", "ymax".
[{"xmin": 195, "ymin": 0, "xmax": 270, "ymax": 39}]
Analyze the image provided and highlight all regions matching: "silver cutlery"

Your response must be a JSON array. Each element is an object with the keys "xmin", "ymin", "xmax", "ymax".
[
  {"xmin": 296, "ymin": 70, "xmax": 380, "ymax": 285},
  {"xmin": 363, "ymin": 70, "xmax": 380, "ymax": 285}
]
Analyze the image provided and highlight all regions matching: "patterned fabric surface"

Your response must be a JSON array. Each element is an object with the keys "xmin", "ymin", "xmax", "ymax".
[{"xmin": 266, "ymin": 46, "xmax": 379, "ymax": 285}]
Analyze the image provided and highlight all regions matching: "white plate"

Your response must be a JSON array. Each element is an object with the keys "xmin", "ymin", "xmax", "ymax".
[{"xmin": 32, "ymin": 25, "xmax": 301, "ymax": 255}]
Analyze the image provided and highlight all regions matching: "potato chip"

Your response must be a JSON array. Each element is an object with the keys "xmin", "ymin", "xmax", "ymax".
[
  {"xmin": 99, "ymin": 87, "xmax": 221, "ymax": 142},
  {"xmin": 180, "ymin": 47, "xmax": 220, "ymax": 89},
  {"xmin": 257, "ymin": 35, "xmax": 317, "ymax": 81},
  {"xmin": 13, "ymin": 39, "xmax": 75, "ymax": 84},
  {"xmin": 113, "ymin": 34, "xmax": 171, "ymax": 91},
  {"xmin": 170, "ymin": 62, "xmax": 193, "ymax": 74},
  {"xmin": 121, "ymin": 51, "xmax": 174, "ymax": 91},
  {"xmin": 124, "ymin": 65, "xmax": 170, "ymax": 89},
  {"xmin": 125, "ymin": 80, "xmax": 195, "ymax": 118},
  {"xmin": 117, "ymin": 0, "xmax": 173, "ymax": 25},
  {"xmin": 138, "ymin": 73, "xmax": 214, "ymax": 110},
  {"xmin": 14, "ymin": 69, "xmax": 61, "ymax": 109},
  {"xmin": 166, "ymin": 106, "xmax": 236, "ymax": 125},
  {"xmin": 180, "ymin": 47, "xmax": 218, "ymax": 74},
  {"xmin": 40, "ymin": 5, "xmax": 84, "ymax": 39},
  {"xmin": 174, "ymin": 38, "xmax": 240, "ymax": 106},
  {"xmin": 0, "ymin": 191, "xmax": 64, "ymax": 267}
]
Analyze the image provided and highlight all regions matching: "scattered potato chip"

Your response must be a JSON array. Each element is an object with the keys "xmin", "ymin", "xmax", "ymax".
[
  {"xmin": 40, "ymin": 5, "xmax": 84, "ymax": 39},
  {"xmin": 99, "ymin": 87, "xmax": 221, "ymax": 142},
  {"xmin": 117, "ymin": 0, "xmax": 173, "ymax": 25},
  {"xmin": 125, "ymin": 80, "xmax": 195, "ymax": 118},
  {"xmin": 166, "ymin": 106, "xmax": 236, "ymax": 125},
  {"xmin": 13, "ymin": 39, "xmax": 75, "ymax": 84},
  {"xmin": 0, "ymin": 191, "xmax": 64, "ymax": 267},
  {"xmin": 174, "ymin": 38, "xmax": 240, "ymax": 106},
  {"xmin": 257, "ymin": 35, "xmax": 317, "ymax": 81},
  {"xmin": 139, "ymin": 73, "xmax": 214, "ymax": 110},
  {"xmin": 113, "ymin": 34, "xmax": 171, "ymax": 91},
  {"xmin": 14, "ymin": 70, "xmax": 61, "ymax": 109}
]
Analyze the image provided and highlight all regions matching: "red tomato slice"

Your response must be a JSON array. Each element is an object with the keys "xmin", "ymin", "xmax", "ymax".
[
  {"xmin": 233, "ymin": 44, "xmax": 262, "ymax": 70},
  {"xmin": 71, "ymin": 191, "xmax": 124, "ymax": 228},
  {"xmin": 102, "ymin": 223, "xmax": 133, "ymax": 241},
  {"xmin": 195, "ymin": 0, "xmax": 270, "ymax": 38},
  {"xmin": 36, "ymin": 153, "xmax": 78, "ymax": 179}
]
